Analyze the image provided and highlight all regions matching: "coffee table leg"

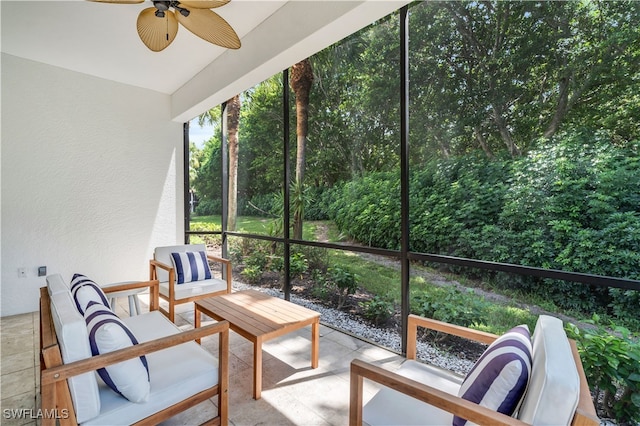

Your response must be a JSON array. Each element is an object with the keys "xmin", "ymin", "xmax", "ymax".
[
  {"xmin": 194, "ymin": 306, "xmax": 202, "ymax": 344},
  {"xmin": 311, "ymin": 320, "xmax": 319, "ymax": 369},
  {"xmin": 254, "ymin": 338, "xmax": 263, "ymax": 399}
]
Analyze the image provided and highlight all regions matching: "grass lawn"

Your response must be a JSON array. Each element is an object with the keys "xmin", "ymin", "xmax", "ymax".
[{"xmin": 191, "ymin": 215, "xmax": 553, "ymax": 335}]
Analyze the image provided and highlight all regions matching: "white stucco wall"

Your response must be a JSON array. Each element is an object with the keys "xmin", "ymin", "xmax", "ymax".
[{"xmin": 1, "ymin": 54, "xmax": 184, "ymax": 316}]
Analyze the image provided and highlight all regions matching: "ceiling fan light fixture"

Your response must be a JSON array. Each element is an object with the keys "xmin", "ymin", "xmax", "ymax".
[
  {"xmin": 153, "ymin": 1, "xmax": 170, "ymax": 11},
  {"xmin": 88, "ymin": 0, "xmax": 240, "ymax": 51},
  {"xmin": 177, "ymin": 8, "xmax": 190, "ymax": 17}
]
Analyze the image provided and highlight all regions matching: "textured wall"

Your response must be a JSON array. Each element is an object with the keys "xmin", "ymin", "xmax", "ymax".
[{"xmin": 1, "ymin": 54, "xmax": 184, "ymax": 316}]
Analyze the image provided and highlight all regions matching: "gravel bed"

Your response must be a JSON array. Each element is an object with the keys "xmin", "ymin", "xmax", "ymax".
[{"xmin": 234, "ymin": 282, "xmax": 476, "ymax": 376}]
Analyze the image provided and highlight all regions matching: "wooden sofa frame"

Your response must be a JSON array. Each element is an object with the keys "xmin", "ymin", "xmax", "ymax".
[
  {"xmin": 350, "ymin": 314, "xmax": 600, "ymax": 426},
  {"xmin": 39, "ymin": 280, "xmax": 229, "ymax": 426},
  {"xmin": 149, "ymin": 251, "xmax": 232, "ymax": 322}
]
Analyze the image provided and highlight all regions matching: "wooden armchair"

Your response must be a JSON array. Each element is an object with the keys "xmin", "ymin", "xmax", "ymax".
[
  {"xmin": 150, "ymin": 244, "xmax": 232, "ymax": 322},
  {"xmin": 350, "ymin": 314, "xmax": 599, "ymax": 426},
  {"xmin": 40, "ymin": 277, "xmax": 229, "ymax": 425}
]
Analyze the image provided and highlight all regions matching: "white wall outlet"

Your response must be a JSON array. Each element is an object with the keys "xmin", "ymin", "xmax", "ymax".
[{"xmin": 18, "ymin": 267, "xmax": 27, "ymax": 278}]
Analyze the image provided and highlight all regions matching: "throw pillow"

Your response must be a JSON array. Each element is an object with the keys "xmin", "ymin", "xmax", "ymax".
[
  {"xmin": 84, "ymin": 301, "xmax": 150, "ymax": 403},
  {"xmin": 70, "ymin": 273, "xmax": 110, "ymax": 314},
  {"xmin": 453, "ymin": 325, "xmax": 532, "ymax": 426},
  {"xmin": 170, "ymin": 251, "xmax": 212, "ymax": 284}
]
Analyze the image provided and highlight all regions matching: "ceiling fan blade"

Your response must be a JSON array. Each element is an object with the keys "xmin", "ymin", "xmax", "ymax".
[
  {"xmin": 178, "ymin": 0, "xmax": 230, "ymax": 9},
  {"xmin": 87, "ymin": 0, "xmax": 145, "ymax": 3},
  {"xmin": 176, "ymin": 8, "xmax": 240, "ymax": 49},
  {"xmin": 137, "ymin": 8, "xmax": 179, "ymax": 52}
]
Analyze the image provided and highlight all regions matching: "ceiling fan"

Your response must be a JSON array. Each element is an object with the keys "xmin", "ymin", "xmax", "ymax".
[{"xmin": 88, "ymin": 0, "xmax": 241, "ymax": 52}]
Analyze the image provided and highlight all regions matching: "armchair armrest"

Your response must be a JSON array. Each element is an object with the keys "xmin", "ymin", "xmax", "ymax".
[
  {"xmin": 406, "ymin": 314, "xmax": 498, "ymax": 359},
  {"xmin": 101, "ymin": 280, "xmax": 159, "ymax": 312},
  {"xmin": 207, "ymin": 254, "xmax": 231, "ymax": 265},
  {"xmin": 149, "ymin": 259, "xmax": 173, "ymax": 274},
  {"xmin": 41, "ymin": 320, "xmax": 229, "ymax": 387},
  {"xmin": 207, "ymin": 254, "xmax": 232, "ymax": 292},
  {"xmin": 349, "ymin": 359, "xmax": 527, "ymax": 426}
]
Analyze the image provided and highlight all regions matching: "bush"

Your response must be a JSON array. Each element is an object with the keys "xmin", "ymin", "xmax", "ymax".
[
  {"xmin": 194, "ymin": 199, "xmax": 222, "ymax": 216},
  {"xmin": 567, "ymin": 316, "xmax": 640, "ymax": 425},
  {"xmin": 326, "ymin": 131, "xmax": 639, "ymax": 319},
  {"xmin": 329, "ymin": 172, "xmax": 401, "ymax": 249},
  {"xmin": 411, "ymin": 286, "xmax": 487, "ymax": 328},
  {"xmin": 360, "ymin": 296, "xmax": 394, "ymax": 326},
  {"xmin": 188, "ymin": 222, "xmax": 222, "ymax": 246},
  {"xmin": 326, "ymin": 266, "xmax": 358, "ymax": 310}
]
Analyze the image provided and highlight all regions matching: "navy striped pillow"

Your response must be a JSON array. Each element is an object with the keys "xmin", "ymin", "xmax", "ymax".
[
  {"xmin": 84, "ymin": 301, "xmax": 150, "ymax": 403},
  {"xmin": 170, "ymin": 251, "xmax": 212, "ymax": 284},
  {"xmin": 70, "ymin": 273, "xmax": 110, "ymax": 314},
  {"xmin": 453, "ymin": 325, "xmax": 532, "ymax": 426}
]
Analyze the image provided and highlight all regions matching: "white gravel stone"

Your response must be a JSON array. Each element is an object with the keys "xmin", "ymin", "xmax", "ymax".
[{"xmin": 234, "ymin": 282, "xmax": 476, "ymax": 376}]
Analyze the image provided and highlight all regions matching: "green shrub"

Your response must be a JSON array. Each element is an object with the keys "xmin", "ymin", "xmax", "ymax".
[
  {"xmin": 290, "ymin": 252, "xmax": 309, "ymax": 278},
  {"xmin": 326, "ymin": 131, "xmax": 639, "ymax": 321},
  {"xmin": 194, "ymin": 199, "xmax": 221, "ymax": 216},
  {"xmin": 326, "ymin": 266, "xmax": 358, "ymax": 310},
  {"xmin": 609, "ymin": 289, "xmax": 640, "ymax": 331},
  {"xmin": 566, "ymin": 316, "xmax": 640, "ymax": 425},
  {"xmin": 188, "ymin": 222, "xmax": 222, "ymax": 246},
  {"xmin": 360, "ymin": 296, "xmax": 394, "ymax": 326},
  {"xmin": 240, "ymin": 266, "xmax": 262, "ymax": 284},
  {"xmin": 411, "ymin": 286, "xmax": 487, "ymax": 328}
]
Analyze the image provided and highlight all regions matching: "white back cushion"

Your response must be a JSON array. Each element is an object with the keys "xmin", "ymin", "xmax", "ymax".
[
  {"xmin": 517, "ymin": 315, "xmax": 580, "ymax": 425},
  {"xmin": 49, "ymin": 290, "xmax": 101, "ymax": 423},
  {"xmin": 47, "ymin": 273, "xmax": 69, "ymax": 297},
  {"xmin": 154, "ymin": 244, "xmax": 207, "ymax": 283}
]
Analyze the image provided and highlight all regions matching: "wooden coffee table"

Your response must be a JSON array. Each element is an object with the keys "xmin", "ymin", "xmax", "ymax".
[{"xmin": 194, "ymin": 289, "xmax": 320, "ymax": 399}]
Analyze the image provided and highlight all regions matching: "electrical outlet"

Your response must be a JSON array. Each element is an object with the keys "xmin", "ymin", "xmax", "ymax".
[{"xmin": 18, "ymin": 268, "xmax": 27, "ymax": 278}]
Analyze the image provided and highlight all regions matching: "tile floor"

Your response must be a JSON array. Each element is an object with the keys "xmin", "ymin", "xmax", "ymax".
[{"xmin": 1, "ymin": 292, "xmax": 402, "ymax": 425}]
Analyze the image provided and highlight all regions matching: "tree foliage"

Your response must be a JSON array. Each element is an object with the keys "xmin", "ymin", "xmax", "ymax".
[{"xmin": 190, "ymin": 1, "xmax": 640, "ymax": 309}]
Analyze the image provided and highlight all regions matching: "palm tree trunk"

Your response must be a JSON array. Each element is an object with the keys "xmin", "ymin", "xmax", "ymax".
[
  {"xmin": 227, "ymin": 95, "xmax": 241, "ymax": 231},
  {"xmin": 290, "ymin": 59, "xmax": 314, "ymax": 240}
]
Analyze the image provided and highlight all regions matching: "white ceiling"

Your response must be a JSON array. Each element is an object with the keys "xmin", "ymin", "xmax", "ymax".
[{"xmin": 1, "ymin": 0, "xmax": 410, "ymax": 121}]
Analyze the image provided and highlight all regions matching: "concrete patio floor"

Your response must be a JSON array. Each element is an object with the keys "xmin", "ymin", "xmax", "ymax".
[{"xmin": 1, "ymin": 292, "xmax": 403, "ymax": 426}]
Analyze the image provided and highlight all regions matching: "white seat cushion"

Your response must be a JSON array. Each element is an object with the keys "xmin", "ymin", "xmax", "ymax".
[
  {"xmin": 158, "ymin": 277, "xmax": 229, "ymax": 301},
  {"xmin": 82, "ymin": 311, "xmax": 220, "ymax": 425},
  {"xmin": 363, "ymin": 360, "xmax": 463, "ymax": 426},
  {"xmin": 517, "ymin": 315, "xmax": 580, "ymax": 425},
  {"xmin": 49, "ymin": 290, "xmax": 101, "ymax": 423},
  {"xmin": 155, "ymin": 244, "xmax": 227, "ymax": 300}
]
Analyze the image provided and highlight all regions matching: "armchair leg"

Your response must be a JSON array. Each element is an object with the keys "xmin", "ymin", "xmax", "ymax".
[
  {"xmin": 168, "ymin": 304, "xmax": 175, "ymax": 323},
  {"xmin": 350, "ymin": 363, "xmax": 364, "ymax": 426}
]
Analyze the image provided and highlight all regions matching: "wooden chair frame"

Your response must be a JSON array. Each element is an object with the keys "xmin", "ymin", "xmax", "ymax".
[
  {"xmin": 40, "ymin": 281, "xmax": 229, "ymax": 426},
  {"xmin": 150, "ymin": 253, "xmax": 232, "ymax": 322},
  {"xmin": 349, "ymin": 314, "xmax": 599, "ymax": 426}
]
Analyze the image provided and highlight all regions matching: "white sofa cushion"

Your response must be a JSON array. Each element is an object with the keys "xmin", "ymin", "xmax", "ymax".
[
  {"xmin": 170, "ymin": 250, "xmax": 212, "ymax": 284},
  {"xmin": 82, "ymin": 311, "xmax": 220, "ymax": 425},
  {"xmin": 47, "ymin": 273, "xmax": 70, "ymax": 296},
  {"xmin": 71, "ymin": 274, "xmax": 111, "ymax": 314},
  {"xmin": 49, "ymin": 289, "xmax": 101, "ymax": 423},
  {"xmin": 154, "ymin": 244, "xmax": 228, "ymax": 301},
  {"xmin": 517, "ymin": 315, "xmax": 580, "ymax": 425},
  {"xmin": 363, "ymin": 360, "xmax": 462, "ymax": 425},
  {"xmin": 454, "ymin": 324, "xmax": 532, "ymax": 426},
  {"xmin": 84, "ymin": 302, "xmax": 150, "ymax": 403}
]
